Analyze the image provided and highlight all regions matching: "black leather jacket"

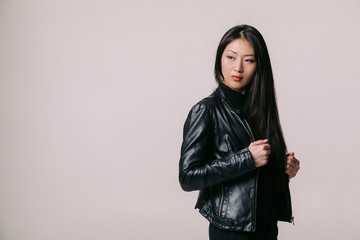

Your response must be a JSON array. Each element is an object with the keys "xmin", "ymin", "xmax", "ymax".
[{"xmin": 179, "ymin": 87, "xmax": 292, "ymax": 232}]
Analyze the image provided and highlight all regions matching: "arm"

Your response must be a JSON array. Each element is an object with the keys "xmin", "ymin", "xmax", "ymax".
[{"xmin": 179, "ymin": 103, "xmax": 256, "ymax": 192}]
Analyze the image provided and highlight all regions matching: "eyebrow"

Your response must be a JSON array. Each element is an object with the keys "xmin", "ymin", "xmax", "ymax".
[{"xmin": 226, "ymin": 50, "xmax": 255, "ymax": 57}]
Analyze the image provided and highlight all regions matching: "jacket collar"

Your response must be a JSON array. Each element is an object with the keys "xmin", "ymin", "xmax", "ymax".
[{"xmin": 215, "ymin": 86, "xmax": 244, "ymax": 115}]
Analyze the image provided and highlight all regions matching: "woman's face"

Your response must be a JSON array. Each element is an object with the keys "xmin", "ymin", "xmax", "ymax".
[{"xmin": 221, "ymin": 38, "xmax": 257, "ymax": 94}]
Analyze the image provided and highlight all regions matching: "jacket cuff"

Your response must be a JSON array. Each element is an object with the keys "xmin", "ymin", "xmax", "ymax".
[{"xmin": 236, "ymin": 147, "xmax": 256, "ymax": 173}]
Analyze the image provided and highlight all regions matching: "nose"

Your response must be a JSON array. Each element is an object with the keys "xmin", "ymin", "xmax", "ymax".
[{"xmin": 234, "ymin": 60, "xmax": 243, "ymax": 73}]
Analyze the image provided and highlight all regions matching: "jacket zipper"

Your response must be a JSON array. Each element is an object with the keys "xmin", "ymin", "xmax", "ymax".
[
  {"xmin": 223, "ymin": 101, "xmax": 259, "ymax": 230},
  {"xmin": 218, "ymin": 184, "xmax": 224, "ymax": 216},
  {"xmin": 243, "ymin": 117, "xmax": 259, "ymax": 230},
  {"xmin": 254, "ymin": 169, "xmax": 259, "ymax": 230}
]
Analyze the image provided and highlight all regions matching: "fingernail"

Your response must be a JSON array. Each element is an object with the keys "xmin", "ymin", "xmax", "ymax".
[{"xmin": 263, "ymin": 139, "xmax": 268, "ymax": 142}]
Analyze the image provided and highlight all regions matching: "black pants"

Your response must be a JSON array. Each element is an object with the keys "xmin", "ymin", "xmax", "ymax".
[{"xmin": 209, "ymin": 219, "xmax": 278, "ymax": 240}]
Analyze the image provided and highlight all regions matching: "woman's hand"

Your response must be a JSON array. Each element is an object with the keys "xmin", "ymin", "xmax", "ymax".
[
  {"xmin": 248, "ymin": 140, "xmax": 271, "ymax": 168},
  {"xmin": 286, "ymin": 152, "xmax": 300, "ymax": 179}
]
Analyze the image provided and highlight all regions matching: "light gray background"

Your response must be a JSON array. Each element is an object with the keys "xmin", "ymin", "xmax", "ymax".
[{"xmin": 1, "ymin": 0, "xmax": 359, "ymax": 239}]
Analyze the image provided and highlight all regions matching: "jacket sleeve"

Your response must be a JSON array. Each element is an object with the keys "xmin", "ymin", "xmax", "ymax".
[{"xmin": 179, "ymin": 102, "xmax": 256, "ymax": 192}]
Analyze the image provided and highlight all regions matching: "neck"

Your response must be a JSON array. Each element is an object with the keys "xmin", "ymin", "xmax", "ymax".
[{"xmin": 219, "ymin": 83, "xmax": 246, "ymax": 111}]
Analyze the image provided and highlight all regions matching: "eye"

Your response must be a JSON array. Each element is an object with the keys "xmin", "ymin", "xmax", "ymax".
[
  {"xmin": 226, "ymin": 56, "xmax": 235, "ymax": 60},
  {"xmin": 244, "ymin": 59, "xmax": 255, "ymax": 63}
]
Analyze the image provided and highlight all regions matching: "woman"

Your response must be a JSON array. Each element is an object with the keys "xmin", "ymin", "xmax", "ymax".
[{"xmin": 179, "ymin": 25, "xmax": 300, "ymax": 240}]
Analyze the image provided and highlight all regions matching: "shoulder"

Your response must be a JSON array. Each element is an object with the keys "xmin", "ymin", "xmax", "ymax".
[
  {"xmin": 190, "ymin": 89, "xmax": 222, "ymax": 113},
  {"xmin": 184, "ymin": 90, "xmax": 222, "ymax": 127}
]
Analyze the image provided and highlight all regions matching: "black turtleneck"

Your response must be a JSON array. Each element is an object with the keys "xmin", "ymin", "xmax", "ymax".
[{"xmin": 219, "ymin": 83, "xmax": 247, "ymax": 112}]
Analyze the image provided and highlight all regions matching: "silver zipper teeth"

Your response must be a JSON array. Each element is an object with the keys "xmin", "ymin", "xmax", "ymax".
[{"xmin": 218, "ymin": 184, "xmax": 224, "ymax": 216}]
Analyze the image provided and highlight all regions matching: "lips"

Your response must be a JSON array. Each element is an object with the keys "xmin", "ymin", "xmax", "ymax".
[{"xmin": 231, "ymin": 75, "xmax": 241, "ymax": 81}]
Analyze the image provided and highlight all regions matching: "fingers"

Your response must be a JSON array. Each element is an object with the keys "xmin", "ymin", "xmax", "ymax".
[
  {"xmin": 250, "ymin": 140, "xmax": 270, "ymax": 150},
  {"xmin": 285, "ymin": 153, "xmax": 300, "ymax": 179},
  {"xmin": 250, "ymin": 142, "xmax": 271, "ymax": 156},
  {"xmin": 249, "ymin": 140, "xmax": 271, "ymax": 168},
  {"xmin": 286, "ymin": 169, "xmax": 296, "ymax": 179},
  {"xmin": 263, "ymin": 143, "xmax": 271, "ymax": 150},
  {"xmin": 287, "ymin": 156, "xmax": 300, "ymax": 168},
  {"xmin": 286, "ymin": 159, "xmax": 300, "ymax": 170},
  {"xmin": 286, "ymin": 162, "xmax": 300, "ymax": 172},
  {"xmin": 286, "ymin": 159, "xmax": 298, "ymax": 168},
  {"xmin": 286, "ymin": 166, "xmax": 299, "ymax": 179},
  {"xmin": 251, "ymin": 139, "xmax": 268, "ymax": 145},
  {"xmin": 263, "ymin": 144, "xmax": 271, "ymax": 157}
]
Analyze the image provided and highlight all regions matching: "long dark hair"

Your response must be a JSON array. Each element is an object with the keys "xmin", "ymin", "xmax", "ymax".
[{"xmin": 215, "ymin": 25, "xmax": 288, "ymax": 185}]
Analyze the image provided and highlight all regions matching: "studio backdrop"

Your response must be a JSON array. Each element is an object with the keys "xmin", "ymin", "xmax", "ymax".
[{"xmin": 0, "ymin": 0, "xmax": 359, "ymax": 239}]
